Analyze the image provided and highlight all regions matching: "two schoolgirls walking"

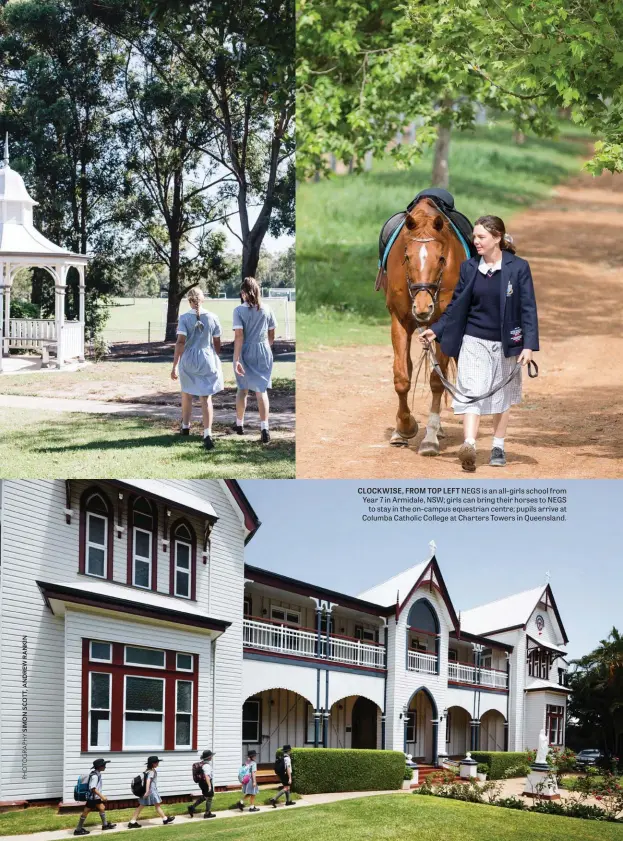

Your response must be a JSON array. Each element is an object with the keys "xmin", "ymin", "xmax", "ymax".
[{"xmin": 172, "ymin": 278, "xmax": 277, "ymax": 446}]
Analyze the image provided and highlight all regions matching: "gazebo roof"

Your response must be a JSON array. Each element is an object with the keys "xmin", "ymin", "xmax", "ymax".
[{"xmin": 0, "ymin": 135, "xmax": 86, "ymax": 262}]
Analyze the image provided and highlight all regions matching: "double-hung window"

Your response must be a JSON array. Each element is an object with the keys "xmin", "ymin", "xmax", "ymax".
[
  {"xmin": 546, "ymin": 704, "xmax": 565, "ymax": 745},
  {"xmin": 406, "ymin": 711, "xmax": 417, "ymax": 743},
  {"xmin": 124, "ymin": 675, "xmax": 165, "ymax": 749},
  {"xmin": 132, "ymin": 498, "xmax": 154, "ymax": 589},
  {"xmin": 173, "ymin": 524, "xmax": 192, "ymax": 599},
  {"xmin": 84, "ymin": 493, "xmax": 110, "ymax": 579},
  {"xmin": 242, "ymin": 699, "xmax": 261, "ymax": 742},
  {"xmin": 89, "ymin": 672, "xmax": 111, "ymax": 750},
  {"xmin": 175, "ymin": 681, "xmax": 193, "ymax": 748}
]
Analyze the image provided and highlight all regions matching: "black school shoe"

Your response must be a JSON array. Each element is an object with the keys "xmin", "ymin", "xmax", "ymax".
[
  {"xmin": 232, "ymin": 422, "xmax": 244, "ymax": 435},
  {"xmin": 490, "ymin": 446, "xmax": 507, "ymax": 466},
  {"xmin": 73, "ymin": 830, "xmax": 90, "ymax": 836},
  {"xmin": 101, "ymin": 824, "xmax": 117, "ymax": 831},
  {"xmin": 204, "ymin": 812, "xmax": 216, "ymax": 819},
  {"xmin": 203, "ymin": 435, "xmax": 215, "ymax": 451},
  {"xmin": 180, "ymin": 426, "xmax": 190, "ymax": 436},
  {"xmin": 249, "ymin": 807, "xmax": 260, "ymax": 812},
  {"xmin": 163, "ymin": 817, "xmax": 175, "ymax": 825},
  {"xmin": 285, "ymin": 801, "xmax": 296, "ymax": 806},
  {"xmin": 128, "ymin": 823, "xmax": 142, "ymax": 829},
  {"xmin": 260, "ymin": 429, "xmax": 271, "ymax": 444}
]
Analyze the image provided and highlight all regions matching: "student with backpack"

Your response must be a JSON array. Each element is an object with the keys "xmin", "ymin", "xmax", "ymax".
[
  {"xmin": 236, "ymin": 749, "xmax": 260, "ymax": 812},
  {"xmin": 128, "ymin": 756, "xmax": 176, "ymax": 829},
  {"xmin": 269, "ymin": 745, "xmax": 296, "ymax": 808},
  {"xmin": 73, "ymin": 758, "xmax": 117, "ymax": 835},
  {"xmin": 188, "ymin": 750, "xmax": 216, "ymax": 819}
]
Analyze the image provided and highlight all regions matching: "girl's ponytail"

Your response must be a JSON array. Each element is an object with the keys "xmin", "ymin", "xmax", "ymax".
[
  {"xmin": 241, "ymin": 277, "xmax": 262, "ymax": 310},
  {"xmin": 187, "ymin": 287, "xmax": 205, "ymax": 331}
]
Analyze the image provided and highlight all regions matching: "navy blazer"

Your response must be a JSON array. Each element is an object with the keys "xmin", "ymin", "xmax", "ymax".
[{"xmin": 431, "ymin": 251, "xmax": 539, "ymax": 358}]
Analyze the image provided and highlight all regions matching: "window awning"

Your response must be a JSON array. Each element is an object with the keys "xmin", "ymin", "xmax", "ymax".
[
  {"xmin": 524, "ymin": 678, "xmax": 572, "ymax": 694},
  {"xmin": 108, "ymin": 481, "xmax": 218, "ymax": 523},
  {"xmin": 527, "ymin": 635, "xmax": 567, "ymax": 656},
  {"xmin": 37, "ymin": 579, "xmax": 230, "ymax": 637}
]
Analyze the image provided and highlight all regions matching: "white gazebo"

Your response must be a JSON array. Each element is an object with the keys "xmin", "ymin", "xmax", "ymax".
[{"xmin": 0, "ymin": 136, "xmax": 89, "ymax": 372}]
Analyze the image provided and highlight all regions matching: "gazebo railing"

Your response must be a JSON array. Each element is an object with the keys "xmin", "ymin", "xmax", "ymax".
[
  {"xmin": 9, "ymin": 318, "xmax": 56, "ymax": 347},
  {"xmin": 63, "ymin": 321, "xmax": 83, "ymax": 360}
]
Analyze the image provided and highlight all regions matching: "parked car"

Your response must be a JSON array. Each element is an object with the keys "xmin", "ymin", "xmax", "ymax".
[{"xmin": 575, "ymin": 749, "xmax": 604, "ymax": 767}]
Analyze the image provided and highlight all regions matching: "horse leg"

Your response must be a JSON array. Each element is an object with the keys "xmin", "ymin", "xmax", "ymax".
[
  {"xmin": 418, "ymin": 351, "xmax": 449, "ymax": 456},
  {"xmin": 390, "ymin": 316, "xmax": 418, "ymax": 446}
]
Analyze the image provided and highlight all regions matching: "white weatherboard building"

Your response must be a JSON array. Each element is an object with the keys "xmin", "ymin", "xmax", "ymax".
[{"xmin": 0, "ymin": 480, "xmax": 571, "ymax": 804}]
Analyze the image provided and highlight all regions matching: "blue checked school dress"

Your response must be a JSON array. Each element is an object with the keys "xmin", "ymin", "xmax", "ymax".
[
  {"xmin": 177, "ymin": 309, "xmax": 224, "ymax": 397},
  {"xmin": 233, "ymin": 304, "xmax": 277, "ymax": 393},
  {"xmin": 139, "ymin": 769, "xmax": 162, "ymax": 806}
]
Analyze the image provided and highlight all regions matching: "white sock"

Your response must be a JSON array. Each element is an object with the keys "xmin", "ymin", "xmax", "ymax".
[
  {"xmin": 260, "ymin": 420, "xmax": 269, "ymax": 431},
  {"xmin": 465, "ymin": 437, "xmax": 476, "ymax": 447},
  {"xmin": 236, "ymin": 417, "xmax": 244, "ymax": 427},
  {"xmin": 204, "ymin": 428, "xmax": 212, "ymax": 438},
  {"xmin": 182, "ymin": 422, "xmax": 190, "ymax": 429},
  {"xmin": 493, "ymin": 436, "xmax": 505, "ymax": 450}
]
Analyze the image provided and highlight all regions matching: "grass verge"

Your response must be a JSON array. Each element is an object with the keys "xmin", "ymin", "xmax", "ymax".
[{"xmin": 0, "ymin": 409, "xmax": 294, "ymax": 479}]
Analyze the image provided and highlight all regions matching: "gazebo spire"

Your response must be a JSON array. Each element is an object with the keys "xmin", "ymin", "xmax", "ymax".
[{"xmin": 3, "ymin": 133, "xmax": 8, "ymax": 168}]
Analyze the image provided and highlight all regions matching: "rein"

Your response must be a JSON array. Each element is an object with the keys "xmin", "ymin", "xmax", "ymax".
[
  {"xmin": 403, "ymin": 235, "xmax": 445, "ymax": 320},
  {"xmin": 419, "ymin": 331, "xmax": 538, "ymax": 405}
]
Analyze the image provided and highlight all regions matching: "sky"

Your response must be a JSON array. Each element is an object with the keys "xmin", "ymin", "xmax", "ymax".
[{"xmin": 238, "ymin": 480, "xmax": 621, "ymax": 661}]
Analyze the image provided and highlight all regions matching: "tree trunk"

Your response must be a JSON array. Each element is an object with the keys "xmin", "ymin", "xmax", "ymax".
[
  {"xmin": 241, "ymin": 240, "xmax": 261, "ymax": 281},
  {"xmin": 164, "ymin": 170, "xmax": 184, "ymax": 343},
  {"xmin": 431, "ymin": 97, "xmax": 453, "ymax": 189}
]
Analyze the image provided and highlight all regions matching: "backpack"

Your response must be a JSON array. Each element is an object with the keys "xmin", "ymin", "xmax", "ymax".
[
  {"xmin": 131, "ymin": 772, "xmax": 148, "ymax": 798},
  {"xmin": 274, "ymin": 756, "xmax": 288, "ymax": 784},
  {"xmin": 74, "ymin": 773, "xmax": 92, "ymax": 802},
  {"xmin": 192, "ymin": 762, "xmax": 206, "ymax": 784},
  {"xmin": 238, "ymin": 764, "xmax": 251, "ymax": 785}
]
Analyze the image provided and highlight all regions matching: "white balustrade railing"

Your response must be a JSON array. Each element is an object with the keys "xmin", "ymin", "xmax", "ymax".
[
  {"xmin": 243, "ymin": 619, "xmax": 385, "ymax": 669},
  {"xmin": 9, "ymin": 318, "xmax": 56, "ymax": 346},
  {"xmin": 62, "ymin": 321, "xmax": 83, "ymax": 360},
  {"xmin": 448, "ymin": 661, "xmax": 508, "ymax": 689},
  {"xmin": 407, "ymin": 650, "xmax": 438, "ymax": 675}
]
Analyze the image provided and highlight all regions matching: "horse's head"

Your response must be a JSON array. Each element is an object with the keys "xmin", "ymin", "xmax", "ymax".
[{"xmin": 403, "ymin": 204, "xmax": 448, "ymax": 324}]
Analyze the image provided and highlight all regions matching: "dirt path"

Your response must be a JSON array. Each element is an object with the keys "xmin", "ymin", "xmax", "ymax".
[{"xmin": 297, "ymin": 172, "xmax": 623, "ymax": 478}]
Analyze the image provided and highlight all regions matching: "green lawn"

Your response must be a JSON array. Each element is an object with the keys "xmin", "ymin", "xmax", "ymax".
[
  {"xmin": 0, "ymin": 359, "xmax": 295, "ymax": 401},
  {"xmin": 3, "ymin": 794, "xmax": 619, "ymax": 840},
  {"xmin": 297, "ymin": 122, "xmax": 592, "ymax": 349},
  {"xmin": 0, "ymin": 791, "xmax": 300, "ymax": 836},
  {"xmin": 0, "ymin": 410, "xmax": 294, "ymax": 478},
  {"xmin": 102, "ymin": 298, "xmax": 296, "ymax": 343}
]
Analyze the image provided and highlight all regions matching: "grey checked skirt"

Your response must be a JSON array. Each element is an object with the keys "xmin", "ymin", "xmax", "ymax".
[{"xmin": 452, "ymin": 335, "xmax": 522, "ymax": 416}]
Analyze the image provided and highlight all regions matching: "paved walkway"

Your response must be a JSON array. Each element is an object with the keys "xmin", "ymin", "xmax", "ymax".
[
  {"xmin": 0, "ymin": 394, "xmax": 295, "ymax": 431},
  {"xmin": 2, "ymin": 790, "xmax": 407, "ymax": 840}
]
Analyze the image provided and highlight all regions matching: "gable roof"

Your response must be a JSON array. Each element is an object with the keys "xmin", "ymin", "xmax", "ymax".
[
  {"xmin": 460, "ymin": 584, "xmax": 568, "ymax": 643},
  {"xmin": 358, "ymin": 561, "xmax": 429, "ymax": 606}
]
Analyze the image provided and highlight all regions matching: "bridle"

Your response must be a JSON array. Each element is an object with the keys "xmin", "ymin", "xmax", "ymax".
[{"xmin": 403, "ymin": 235, "xmax": 446, "ymax": 323}]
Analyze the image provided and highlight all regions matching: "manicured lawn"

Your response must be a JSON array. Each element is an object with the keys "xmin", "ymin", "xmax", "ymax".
[
  {"xmin": 0, "ymin": 360, "xmax": 295, "ymax": 401},
  {"xmin": 297, "ymin": 122, "xmax": 591, "ymax": 349},
  {"xmin": 4, "ymin": 794, "xmax": 619, "ymax": 840},
  {"xmin": 0, "ymin": 791, "xmax": 300, "ymax": 836},
  {"xmin": 103, "ymin": 298, "xmax": 296, "ymax": 343},
  {"xmin": 0, "ymin": 410, "xmax": 294, "ymax": 478},
  {"xmin": 561, "ymin": 774, "xmax": 623, "ymax": 790}
]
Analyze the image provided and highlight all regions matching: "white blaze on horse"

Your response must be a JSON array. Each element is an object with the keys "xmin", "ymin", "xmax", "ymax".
[{"xmin": 381, "ymin": 198, "xmax": 467, "ymax": 455}]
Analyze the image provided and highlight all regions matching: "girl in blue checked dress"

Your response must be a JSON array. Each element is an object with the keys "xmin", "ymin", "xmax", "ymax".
[{"xmin": 171, "ymin": 287, "xmax": 224, "ymax": 451}]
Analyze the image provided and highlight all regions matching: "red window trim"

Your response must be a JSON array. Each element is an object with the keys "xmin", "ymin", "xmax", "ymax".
[
  {"xmin": 127, "ymin": 495, "xmax": 159, "ymax": 592},
  {"xmin": 79, "ymin": 486, "xmax": 114, "ymax": 580},
  {"xmin": 169, "ymin": 518, "xmax": 197, "ymax": 601},
  {"xmin": 81, "ymin": 640, "xmax": 198, "ymax": 752},
  {"xmin": 546, "ymin": 703, "xmax": 565, "ymax": 746}
]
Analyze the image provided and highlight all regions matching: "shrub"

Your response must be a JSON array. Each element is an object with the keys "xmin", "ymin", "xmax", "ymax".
[
  {"xmin": 290, "ymin": 749, "xmax": 405, "ymax": 794},
  {"xmin": 403, "ymin": 764, "xmax": 413, "ymax": 781},
  {"xmin": 91, "ymin": 334, "xmax": 110, "ymax": 362},
  {"xmin": 496, "ymin": 796, "xmax": 527, "ymax": 810},
  {"xmin": 477, "ymin": 764, "xmax": 488, "ymax": 774},
  {"xmin": 531, "ymin": 800, "xmax": 613, "ymax": 821},
  {"xmin": 470, "ymin": 751, "xmax": 531, "ymax": 780},
  {"xmin": 10, "ymin": 299, "xmax": 40, "ymax": 319}
]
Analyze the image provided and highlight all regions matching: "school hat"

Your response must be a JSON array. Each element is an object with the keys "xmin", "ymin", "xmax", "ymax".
[
  {"xmin": 201, "ymin": 750, "xmax": 215, "ymax": 760},
  {"xmin": 247, "ymin": 750, "xmax": 257, "ymax": 758},
  {"xmin": 93, "ymin": 759, "xmax": 109, "ymax": 770},
  {"xmin": 147, "ymin": 756, "xmax": 162, "ymax": 765},
  {"xmin": 282, "ymin": 745, "xmax": 292, "ymax": 752}
]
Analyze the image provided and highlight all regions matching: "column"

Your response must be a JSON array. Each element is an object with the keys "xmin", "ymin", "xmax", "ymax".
[
  {"xmin": 313, "ymin": 708, "xmax": 321, "ymax": 749},
  {"xmin": 431, "ymin": 719, "xmax": 439, "ymax": 766},
  {"xmin": 0, "ymin": 262, "xmax": 5, "ymax": 370},
  {"xmin": 470, "ymin": 718, "xmax": 480, "ymax": 751},
  {"xmin": 314, "ymin": 602, "xmax": 323, "ymax": 658},
  {"xmin": 402, "ymin": 705, "xmax": 409, "ymax": 753},
  {"xmin": 322, "ymin": 709, "xmax": 330, "ymax": 748},
  {"xmin": 504, "ymin": 722, "xmax": 509, "ymax": 752},
  {"xmin": 381, "ymin": 713, "xmax": 386, "ymax": 750},
  {"xmin": 3, "ymin": 281, "xmax": 10, "ymax": 358},
  {"xmin": 55, "ymin": 276, "xmax": 66, "ymax": 370},
  {"xmin": 78, "ymin": 266, "xmax": 86, "ymax": 362}
]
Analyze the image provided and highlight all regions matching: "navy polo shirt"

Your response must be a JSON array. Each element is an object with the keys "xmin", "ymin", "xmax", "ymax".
[{"xmin": 464, "ymin": 268, "xmax": 502, "ymax": 342}]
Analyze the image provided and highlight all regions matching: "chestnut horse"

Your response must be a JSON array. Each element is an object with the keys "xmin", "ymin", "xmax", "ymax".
[{"xmin": 384, "ymin": 199, "xmax": 466, "ymax": 455}]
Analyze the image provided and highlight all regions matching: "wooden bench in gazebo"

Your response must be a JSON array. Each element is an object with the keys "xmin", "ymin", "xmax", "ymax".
[{"xmin": 0, "ymin": 135, "xmax": 89, "ymax": 372}]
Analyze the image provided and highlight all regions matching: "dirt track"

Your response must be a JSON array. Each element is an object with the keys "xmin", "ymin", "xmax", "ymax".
[{"xmin": 297, "ymin": 172, "xmax": 623, "ymax": 479}]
